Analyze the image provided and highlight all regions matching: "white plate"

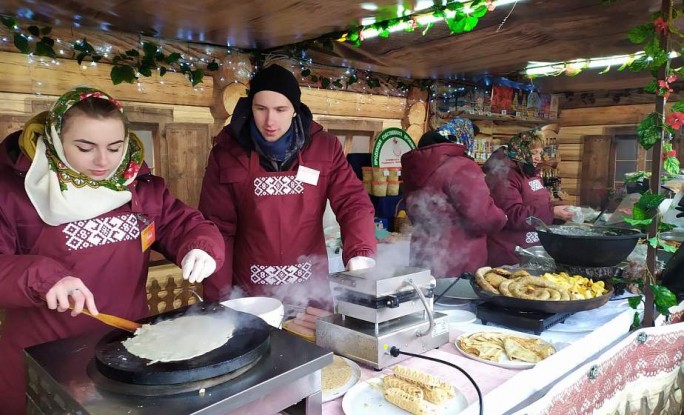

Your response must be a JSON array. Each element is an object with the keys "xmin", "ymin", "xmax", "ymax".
[
  {"xmin": 442, "ymin": 310, "xmax": 477, "ymax": 326},
  {"xmin": 454, "ymin": 331, "xmax": 556, "ymax": 369},
  {"xmin": 322, "ymin": 356, "xmax": 362, "ymax": 402},
  {"xmin": 342, "ymin": 376, "xmax": 468, "ymax": 415}
]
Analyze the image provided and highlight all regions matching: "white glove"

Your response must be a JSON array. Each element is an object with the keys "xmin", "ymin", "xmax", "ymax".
[
  {"xmin": 181, "ymin": 249, "xmax": 216, "ymax": 283},
  {"xmin": 346, "ymin": 256, "xmax": 376, "ymax": 271}
]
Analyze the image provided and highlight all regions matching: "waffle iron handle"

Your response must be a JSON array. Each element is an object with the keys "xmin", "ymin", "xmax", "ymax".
[{"xmin": 405, "ymin": 279, "xmax": 434, "ymax": 337}]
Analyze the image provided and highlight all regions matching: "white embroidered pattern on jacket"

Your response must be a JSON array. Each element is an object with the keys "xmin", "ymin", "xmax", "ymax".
[
  {"xmin": 528, "ymin": 179, "xmax": 544, "ymax": 192},
  {"xmin": 525, "ymin": 231, "xmax": 540, "ymax": 244},
  {"xmin": 254, "ymin": 176, "xmax": 304, "ymax": 196},
  {"xmin": 63, "ymin": 214, "xmax": 140, "ymax": 251},
  {"xmin": 250, "ymin": 263, "xmax": 313, "ymax": 285}
]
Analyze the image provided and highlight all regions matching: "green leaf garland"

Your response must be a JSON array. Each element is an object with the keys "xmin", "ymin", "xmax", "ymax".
[
  {"xmin": 664, "ymin": 156, "xmax": 680, "ymax": 175},
  {"xmin": 636, "ymin": 113, "xmax": 662, "ymax": 150},
  {"xmin": 651, "ymin": 283, "xmax": 678, "ymax": 314}
]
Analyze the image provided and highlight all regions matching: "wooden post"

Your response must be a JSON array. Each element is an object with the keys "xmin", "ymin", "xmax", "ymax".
[
  {"xmin": 403, "ymin": 86, "xmax": 428, "ymax": 143},
  {"xmin": 644, "ymin": 0, "xmax": 673, "ymax": 327}
]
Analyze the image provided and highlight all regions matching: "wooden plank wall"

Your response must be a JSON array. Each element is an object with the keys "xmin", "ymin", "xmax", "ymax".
[
  {"xmin": 556, "ymin": 125, "xmax": 606, "ymax": 206},
  {"xmin": 557, "ymin": 104, "xmax": 665, "ymax": 206},
  {"xmin": 0, "ymin": 51, "xmax": 214, "ymax": 107},
  {"xmin": 0, "ymin": 91, "xmax": 214, "ymax": 140}
]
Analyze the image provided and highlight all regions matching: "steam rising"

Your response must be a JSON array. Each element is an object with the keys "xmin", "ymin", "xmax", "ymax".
[
  {"xmin": 408, "ymin": 196, "xmax": 480, "ymax": 277},
  {"xmin": 226, "ymin": 253, "xmax": 334, "ymax": 309},
  {"xmin": 375, "ymin": 242, "xmax": 412, "ymax": 277},
  {"xmin": 484, "ymin": 154, "xmax": 512, "ymax": 182},
  {"xmin": 402, "ymin": 161, "xmax": 506, "ymax": 278}
]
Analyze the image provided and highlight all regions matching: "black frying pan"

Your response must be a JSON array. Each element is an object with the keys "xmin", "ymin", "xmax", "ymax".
[
  {"xmin": 470, "ymin": 277, "xmax": 613, "ymax": 313},
  {"xmin": 536, "ymin": 225, "xmax": 643, "ymax": 267},
  {"xmin": 94, "ymin": 302, "xmax": 271, "ymax": 385}
]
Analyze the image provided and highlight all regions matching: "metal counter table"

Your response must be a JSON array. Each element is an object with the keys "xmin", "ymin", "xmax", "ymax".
[{"xmin": 25, "ymin": 326, "xmax": 332, "ymax": 415}]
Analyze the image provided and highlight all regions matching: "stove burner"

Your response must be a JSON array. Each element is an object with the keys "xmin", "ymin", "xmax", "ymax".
[
  {"xmin": 476, "ymin": 303, "xmax": 571, "ymax": 335},
  {"xmin": 25, "ymin": 324, "xmax": 330, "ymax": 415}
]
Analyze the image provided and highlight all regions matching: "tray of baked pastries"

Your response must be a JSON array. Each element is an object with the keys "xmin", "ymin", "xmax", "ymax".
[{"xmin": 471, "ymin": 266, "xmax": 613, "ymax": 313}]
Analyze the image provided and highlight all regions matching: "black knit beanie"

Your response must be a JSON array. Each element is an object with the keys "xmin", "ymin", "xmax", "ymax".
[
  {"xmin": 248, "ymin": 64, "xmax": 301, "ymax": 109},
  {"xmin": 418, "ymin": 130, "xmax": 451, "ymax": 148}
]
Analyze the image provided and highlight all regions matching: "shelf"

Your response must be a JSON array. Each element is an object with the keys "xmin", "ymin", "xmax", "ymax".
[{"xmin": 443, "ymin": 113, "xmax": 558, "ymax": 125}]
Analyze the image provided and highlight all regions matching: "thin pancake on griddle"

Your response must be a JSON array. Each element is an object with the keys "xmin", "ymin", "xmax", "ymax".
[{"xmin": 122, "ymin": 314, "xmax": 235, "ymax": 364}]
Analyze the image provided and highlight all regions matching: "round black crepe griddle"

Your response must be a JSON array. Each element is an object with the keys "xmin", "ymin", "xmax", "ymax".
[{"xmin": 94, "ymin": 303, "xmax": 271, "ymax": 385}]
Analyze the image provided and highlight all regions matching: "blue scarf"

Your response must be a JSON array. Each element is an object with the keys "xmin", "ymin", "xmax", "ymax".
[{"xmin": 250, "ymin": 119, "xmax": 294, "ymax": 163}]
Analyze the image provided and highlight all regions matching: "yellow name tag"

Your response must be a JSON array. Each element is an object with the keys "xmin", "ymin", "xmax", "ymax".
[{"xmin": 141, "ymin": 221, "xmax": 156, "ymax": 252}]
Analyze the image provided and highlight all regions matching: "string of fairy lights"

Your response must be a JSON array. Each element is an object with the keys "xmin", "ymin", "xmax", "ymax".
[
  {"xmin": 0, "ymin": 0, "xmax": 517, "ymax": 97},
  {"xmin": 0, "ymin": 37, "xmax": 423, "ymax": 111},
  {"xmin": 0, "ymin": 32, "xmax": 417, "ymax": 101}
]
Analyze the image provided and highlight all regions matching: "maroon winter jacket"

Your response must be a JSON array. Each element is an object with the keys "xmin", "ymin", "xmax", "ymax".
[
  {"xmin": 483, "ymin": 148, "xmax": 554, "ymax": 266},
  {"xmin": 199, "ymin": 99, "xmax": 376, "ymax": 304},
  {"xmin": 0, "ymin": 131, "xmax": 225, "ymax": 415},
  {"xmin": 401, "ymin": 143, "xmax": 507, "ymax": 278}
]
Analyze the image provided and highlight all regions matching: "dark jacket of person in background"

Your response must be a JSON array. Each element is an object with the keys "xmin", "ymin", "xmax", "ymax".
[{"xmin": 401, "ymin": 118, "xmax": 507, "ymax": 278}]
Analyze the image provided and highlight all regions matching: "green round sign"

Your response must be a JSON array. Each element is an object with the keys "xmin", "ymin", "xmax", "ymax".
[{"xmin": 371, "ymin": 128, "xmax": 416, "ymax": 168}]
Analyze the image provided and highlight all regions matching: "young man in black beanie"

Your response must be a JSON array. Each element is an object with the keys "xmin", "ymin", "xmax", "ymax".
[{"xmin": 199, "ymin": 64, "xmax": 376, "ymax": 309}]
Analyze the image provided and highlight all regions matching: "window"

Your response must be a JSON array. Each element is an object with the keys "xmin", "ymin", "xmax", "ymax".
[
  {"xmin": 330, "ymin": 130, "xmax": 373, "ymax": 154},
  {"xmin": 133, "ymin": 130, "xmax": 155, "ymax": 171},
  {"xmin": 612, "ymin": 133, "xmax": 652, "ymax": 188},
  {"xmin": 129, "ymin": 123, "xmax": 159, "ymax": 175},
  {"xmin": 314, "ymin": 116, "xmax": 384, "ymax": 155}
]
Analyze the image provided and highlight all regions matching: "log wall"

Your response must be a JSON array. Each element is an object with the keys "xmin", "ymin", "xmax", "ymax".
[
  {"xmin": 557, "ymin": 104, "xmax": 678, "ymax": 207},
  {"xmin": 0, "ymin": 51, "xmax": 214, "ymax": 106}
]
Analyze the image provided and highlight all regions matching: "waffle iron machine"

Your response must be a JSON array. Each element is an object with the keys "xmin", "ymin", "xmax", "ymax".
[{"xmin": 316, "ymin": 267, "xmax": 449, "ymax": 369}]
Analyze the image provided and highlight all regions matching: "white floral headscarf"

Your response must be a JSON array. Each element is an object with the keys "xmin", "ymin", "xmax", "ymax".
[{"xmin": 23, "ymin": 87, "xmax": 144, "ymax": 225}]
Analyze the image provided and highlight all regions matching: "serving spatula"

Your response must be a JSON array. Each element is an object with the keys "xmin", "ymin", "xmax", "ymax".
[
  {"xmin": 77, "ymin": 308, "xmax": 142, "ymax": 333},
  {"xmin": 42, "ymin": 296, "xmax": 142, "ymax": 333}
]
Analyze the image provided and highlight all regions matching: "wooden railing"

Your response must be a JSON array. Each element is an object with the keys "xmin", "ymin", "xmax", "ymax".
[{"xmin": 146, "ymin": 263, "xmax": 203, "ymax": 314}]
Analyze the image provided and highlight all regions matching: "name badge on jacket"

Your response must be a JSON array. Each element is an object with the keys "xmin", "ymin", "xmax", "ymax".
[
  {"xmin": 137, "ymin": 214, "xmax": 156, "ymax": 252},
  {"xmin": 528, "ymin": 179, "xmax": 544, "ymax": 192},
  {"xmin": 296, "ymin": 165, "xmax": 320, "ymax": 186}
]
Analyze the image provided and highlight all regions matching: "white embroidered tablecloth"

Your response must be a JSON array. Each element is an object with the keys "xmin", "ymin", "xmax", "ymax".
[{"xmin": 513, "ymin": 322, "xmax": 684, "ymax": 415}]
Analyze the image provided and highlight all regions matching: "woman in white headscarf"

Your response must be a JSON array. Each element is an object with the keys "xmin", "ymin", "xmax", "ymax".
[{"xmin": 0, "ymin": 87, "xmax": 224, "ymax": 414}]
